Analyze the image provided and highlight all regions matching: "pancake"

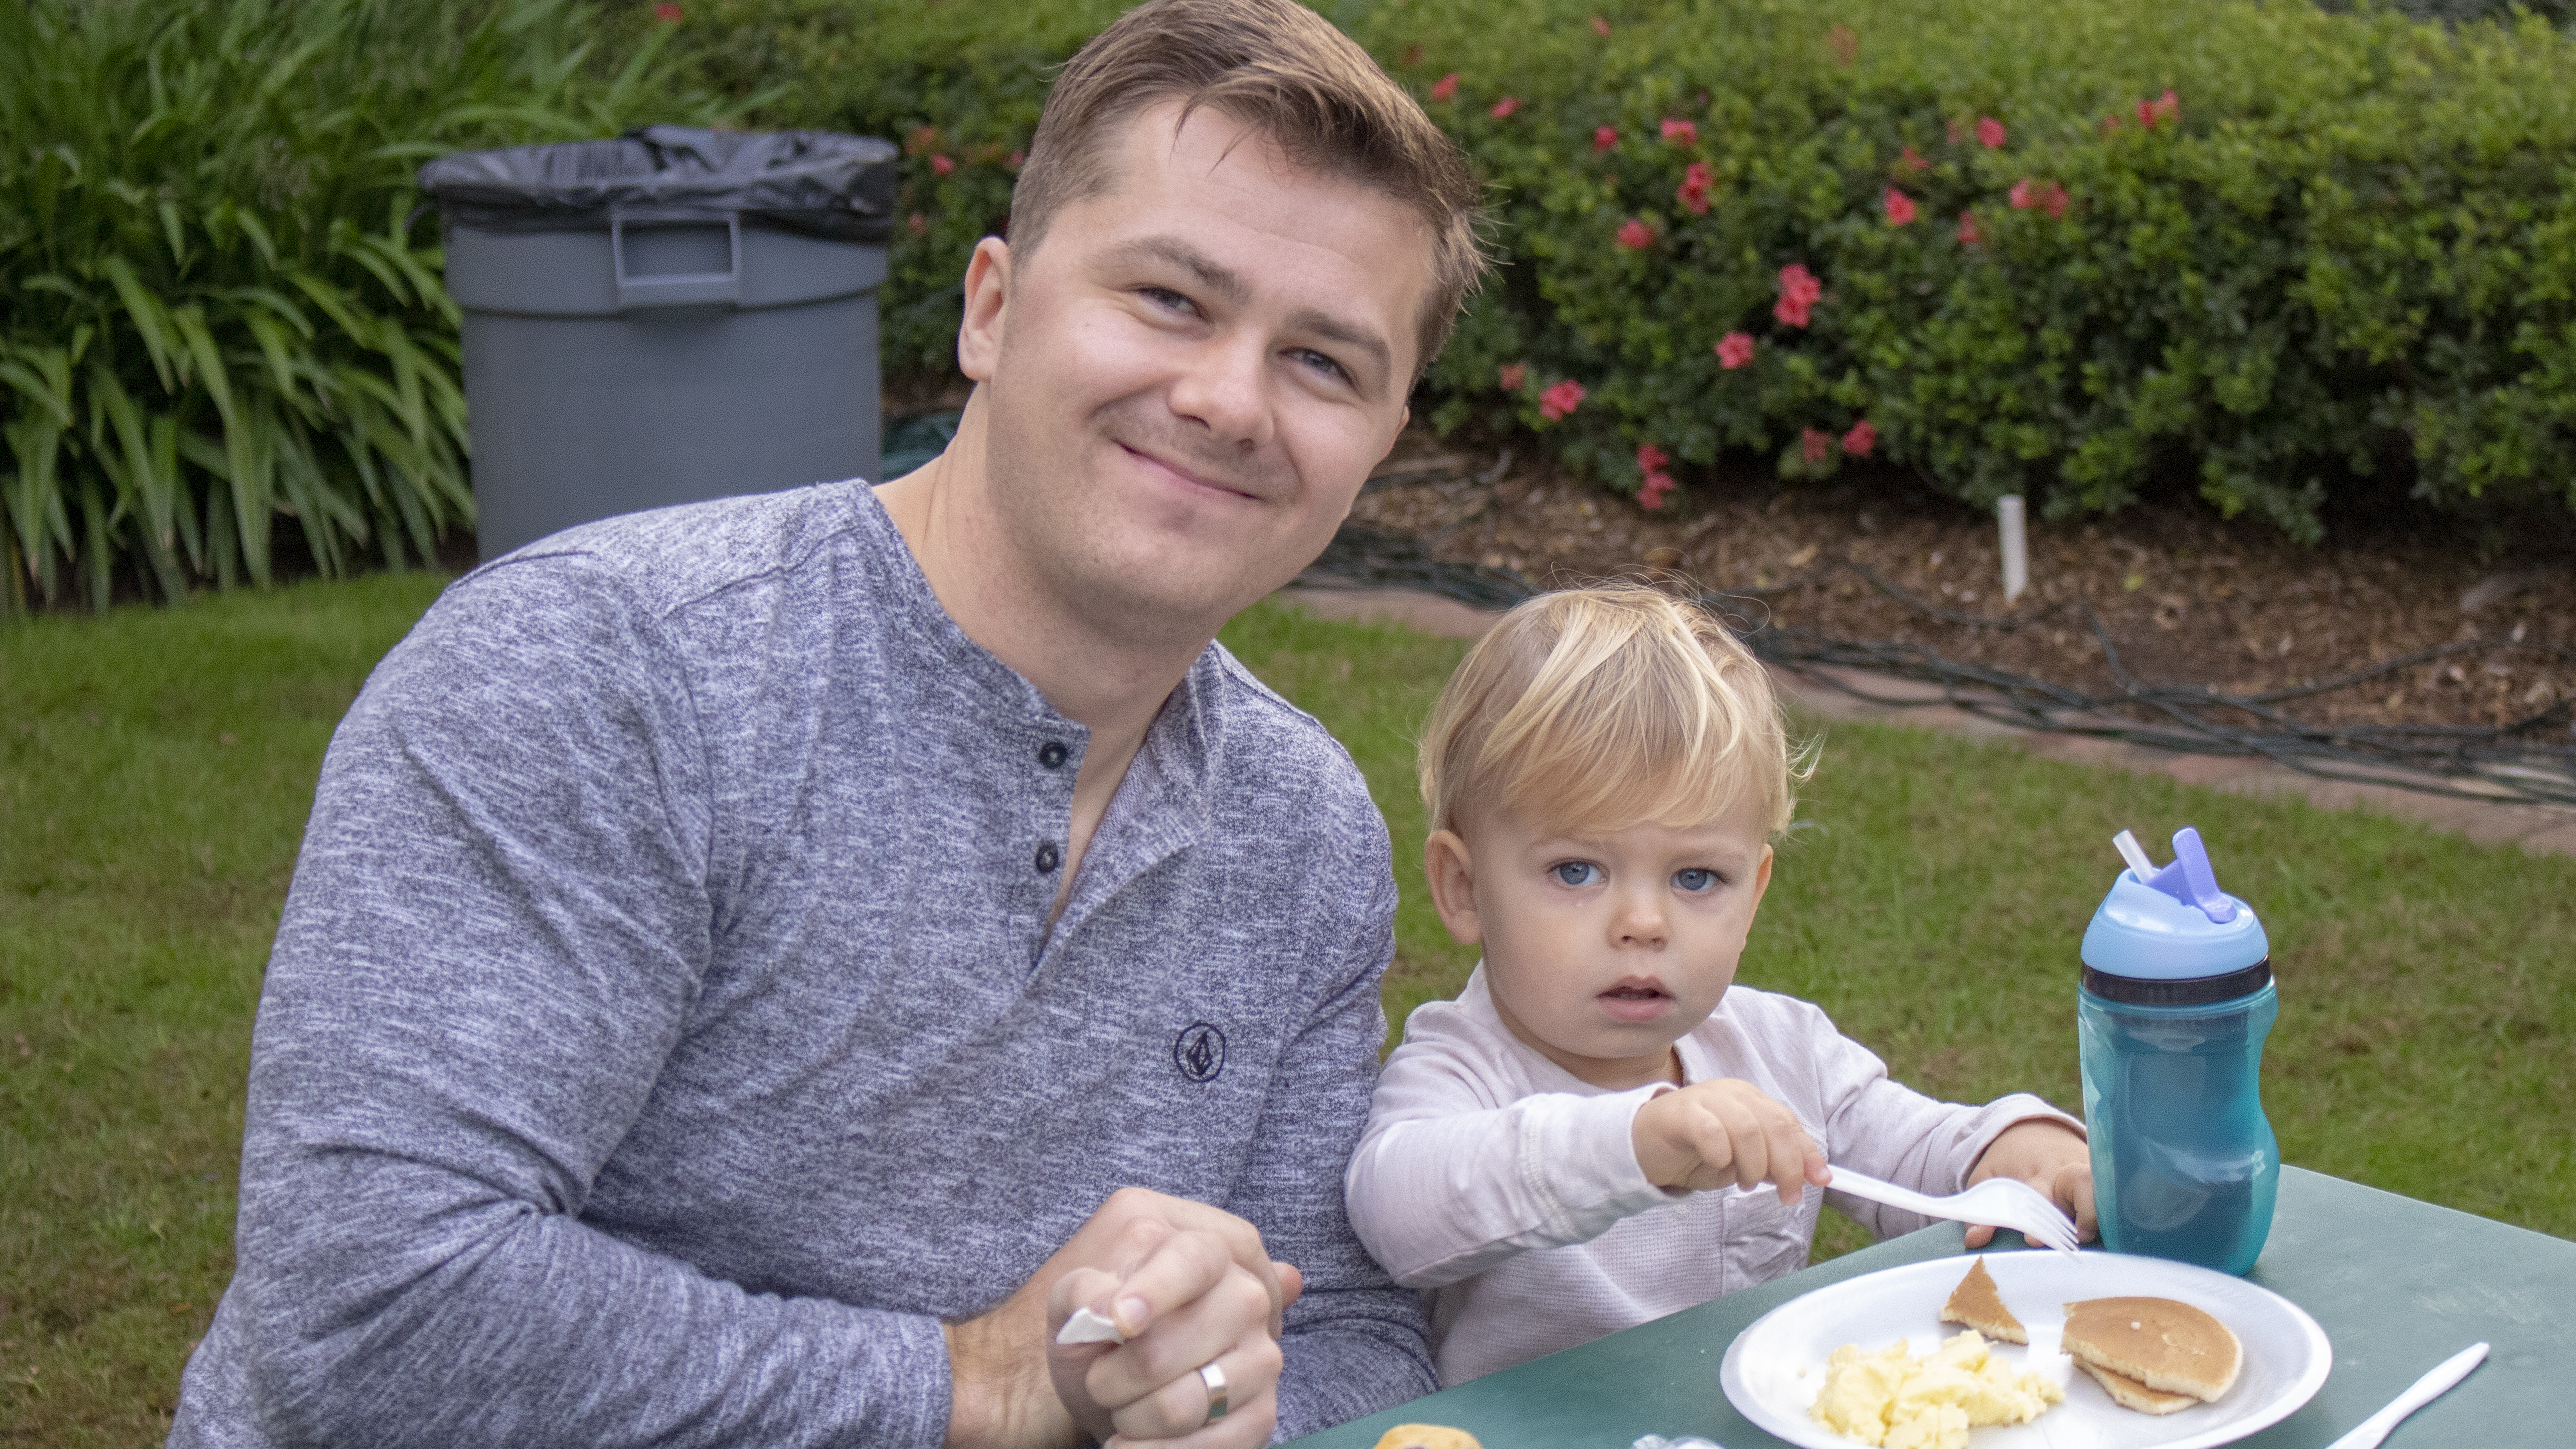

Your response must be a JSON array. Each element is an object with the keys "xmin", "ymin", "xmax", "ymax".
[
  {"xmin": 2061, "ymin": 1296, "xmax": 2242, "ymax": 1402},
  {"xmin": 1370, "ymin": 1427, "xmax": 1481, "ymax": 1449},
  {"xmin": 1939, "ymin": 1258, "xmax": 2027, "ymax": 1344},
  {"xmin": 2073, "ymin": 1356, "xmax": 2203, "ymax": 1415}
]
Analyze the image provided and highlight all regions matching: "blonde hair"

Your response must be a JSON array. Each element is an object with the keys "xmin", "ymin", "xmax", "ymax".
[
  {"xmin": 1417, "ymin": 585, "xmax": 1810, "ymax": 839},
  {"xmin": 1009, "ymin": 0, "xmax": 1488, "ymax": 376}
]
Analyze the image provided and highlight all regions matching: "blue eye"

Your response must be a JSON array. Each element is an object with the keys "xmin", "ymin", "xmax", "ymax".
[
  {"xmin": 1551, "ymin": 861, "xmax": 1603, "ymax": 887},
  {"xmin": 1673, "ymin": 868, "xmax": 1720, "ymax": 893},
  {"xmin": 1294, "ymin": 348, "xmax": 1352, "ymax": 383}
]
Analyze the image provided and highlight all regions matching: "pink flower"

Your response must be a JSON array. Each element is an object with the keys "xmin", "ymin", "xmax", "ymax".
[
  {"xmin": 1616, "ymin": 217, "xmax": 1657, "ymax": 251},
  {"xmin": 1976, "ymin": 116, "xmax": 2006, "ymax": 149},
  {"xmin": 1538, "ymin": 379, "xmax": 1586, "ymax": 422},
  {"xmin": 1715, "ymin": 331, "xmax": 1756, "ymax": 369},
  {"xmin": 1490, "ymin": 96, "xmax": 1522, "ymax": 119},
  {"xmin": 653, "ymin": 1, "xmax": 683, "ymax": 21},
  {"xmin": 2044, "ymin": 183, "xmax": 2070, "ymax": 220},
  {"xmin": 1430, "ymin": 72, "xmax": 1460, "ymax": 102},
  {"xmin": 1801, "ymin": 428, "xmax": 1833, "ymax": 464},
  {"xmin": 1636, "ymin": 442, "xmax": 1670, "ymax": 474},
  {"xmin": 929, "ymin": 154, "xmax": 955, "ymax": 176},
  {"xmin": 2137, "ymin": 90, "xmax": 2180, "ymax": 130},
  {"xmin": 1006, "ymin": 150, "xmax": 1025, "ymax": 170},
  {"xmin": 2008, "ymin": 178, "xmax": 2035, "ymax": 210},
  {"xmin": 1883, "ymin": 187, "xmax": 1918, "ymax": 226},
  {"xmin": 1956, "ymin": 210, "xmax": 1984, "ymax": 246},
  {"xmin": 1499, "ymin": 362, "xmax": 1528, "ymax": 391},
  {"xmin": 1591, "ymin": 14, "xmax": 1613, "ymax": 36},
  {"xmin": 1842, "ymin": 420, "xmax": 1877, "ymax": 458},
  {"xmin": 906, "ymin": 212, "xmax": 928, "ymax": 235},
  {"xmin": 1775, "ymin": 263, "xmax": 1822, "ymax": 327},
  {"xmin": 1594, "ymin": 125, "xmax": 1621, "ymax": 152},
  {"xmin": 1677, "ymin": 161, "xmax": 1713, "ymax": 215},
  {"xmin": 905, "ymin": 125, "xmax": 940, "ymax": 156},
  {"xmin": 1638, "ymin": 471, "xmax": 1677, "ymax": 510},
  {"xmin": 1894, "ymin": 144, "xmax": 1928, "ymax": 178},
  {"xmin": 1661, "ymin": 117, "xmax": 1698, "ymax": 145}
]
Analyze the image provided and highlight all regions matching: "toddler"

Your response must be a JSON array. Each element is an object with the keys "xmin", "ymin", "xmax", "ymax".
[{"xmin": 1344, "ymin": 585, "xmax": 2093, "ymax": 1386}]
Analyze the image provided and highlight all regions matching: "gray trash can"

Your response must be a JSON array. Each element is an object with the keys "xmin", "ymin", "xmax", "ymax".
[{"xmin": 420, "ymin": 126, "xmax": 900, "ymax": 559}]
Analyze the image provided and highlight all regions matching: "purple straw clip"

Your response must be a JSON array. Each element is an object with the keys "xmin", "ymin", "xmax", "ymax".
[{"xmin": 2143, "ymin": 826, "xmax": 2237, "ymax": 923}]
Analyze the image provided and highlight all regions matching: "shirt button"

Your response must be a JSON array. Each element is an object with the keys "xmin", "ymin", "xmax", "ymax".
[
  {"xmin": 1034, "ymin": 842, "xmax": 1061, "ymax": 874},
  {"xmin": 1037, "ymin": 741, "xmax": 1069, "ymax": 770}
]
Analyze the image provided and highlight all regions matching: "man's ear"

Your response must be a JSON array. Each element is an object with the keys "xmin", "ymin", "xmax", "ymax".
[
  {"xmin": 1423, "ymin": 828, "xmax": 1483, "ymax": 947},
  {"xmin": 956, "ymin": 235, "xmax": 1013, "ymax": 382}
]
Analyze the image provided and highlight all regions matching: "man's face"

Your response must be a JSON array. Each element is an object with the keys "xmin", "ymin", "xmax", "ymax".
[{"xmin": 961, "ymin": 100, "xmax": 1429, "ymax": 638}]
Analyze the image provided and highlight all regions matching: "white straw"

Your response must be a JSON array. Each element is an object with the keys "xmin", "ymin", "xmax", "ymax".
[
  {"xmin": 1998, "ymin": 495, "xmax": 2028, "ymax": 605},
  {"xmin": 2112, "ymin": 829, "xmax": 2157, "ymax": 882}
]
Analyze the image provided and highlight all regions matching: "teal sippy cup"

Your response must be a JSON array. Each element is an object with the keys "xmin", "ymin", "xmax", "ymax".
[{"xmin": 2077, "ymin": 826, "xmax": 2279, "ymax": 1274}]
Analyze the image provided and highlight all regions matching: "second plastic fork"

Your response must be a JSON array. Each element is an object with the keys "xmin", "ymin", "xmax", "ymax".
[{"xmin": 1826, "ymin": 1167, "xmax": 2083, "ymax": 1255}]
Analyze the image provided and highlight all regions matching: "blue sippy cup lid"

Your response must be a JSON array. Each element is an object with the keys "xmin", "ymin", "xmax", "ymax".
[{"xmin": 2081, "ymin": 826, "xmax": 2269, "ymax": 980}]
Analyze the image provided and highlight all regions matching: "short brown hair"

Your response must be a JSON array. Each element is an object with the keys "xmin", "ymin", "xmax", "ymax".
[
  {"xmin": 1418, "ymin": 585, "xmax": 1813, "ymax": 839},
  {"xmin": 1010, "ymin": 0, "xmax": 1487, "ymax": 376}
]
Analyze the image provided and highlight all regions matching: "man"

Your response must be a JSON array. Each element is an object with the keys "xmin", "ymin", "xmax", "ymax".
[{"xmin": 167, "ymin": 1, "xmax": 1486, "ymax": 1445}]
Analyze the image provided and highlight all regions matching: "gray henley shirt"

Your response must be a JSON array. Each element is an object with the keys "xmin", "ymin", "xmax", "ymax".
[{"xmin": 169, "ymin": 482, "xmax": 1436, "ymax": 1447}]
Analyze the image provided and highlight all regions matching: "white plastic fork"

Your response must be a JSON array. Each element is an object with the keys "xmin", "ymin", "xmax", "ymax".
[{"xmin": 1826, "ymin": 1167, "xmax": 2083, "ymax": 1255}]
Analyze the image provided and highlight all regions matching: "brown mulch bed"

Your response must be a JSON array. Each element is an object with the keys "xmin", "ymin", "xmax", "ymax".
[{"xmin": 1347, "ymin": 430, "xmax": 2576, "ymax": 744}]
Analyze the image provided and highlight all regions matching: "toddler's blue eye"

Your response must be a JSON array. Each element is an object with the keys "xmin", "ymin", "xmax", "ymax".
[
  {"xmin": 1673, "ymin": 868, "xmax": 1720, "ymax": 893},
  {"xmin": 1551, "ymin": 861, "xmax": 1603, "ymax": 887}
]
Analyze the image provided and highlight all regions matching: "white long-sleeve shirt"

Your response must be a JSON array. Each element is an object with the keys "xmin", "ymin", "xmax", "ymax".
[{"xmin": 1345, "ymin": 967, "xmax": 2082, "ymax": 1385}]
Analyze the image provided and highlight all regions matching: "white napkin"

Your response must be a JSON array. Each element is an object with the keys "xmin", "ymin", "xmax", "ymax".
[{"xmin": 1055, "ymin": 1307, "xmax": 1128, "ymax": 1345}]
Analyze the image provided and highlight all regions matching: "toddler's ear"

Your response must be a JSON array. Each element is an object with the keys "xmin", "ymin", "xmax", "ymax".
[{"xmin": 1422, "ymin": 829, "xmax": 1484, "ymax": 946}]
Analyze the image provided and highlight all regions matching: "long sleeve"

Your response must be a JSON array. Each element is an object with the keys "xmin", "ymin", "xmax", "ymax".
[
  {"xmin": 1347, "ymin": 1059, "xmax": 1673, "ymax": 1289},
  {"xmin": 193, "ymin": 561, "xmax": 950, "ymax": 1449},
  {"xmin": 1241, "ymin": 852, "xmax": 1440, "ymax": 1440},
  {"xmin": 1788, "ymin": 1008, "xmax": 2084, "ymax": 1242}
]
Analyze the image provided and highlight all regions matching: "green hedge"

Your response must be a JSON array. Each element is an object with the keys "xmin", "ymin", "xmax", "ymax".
[
  {"xmin": 0, "ymin": 0, "xmax": 712, "ymax": 612},
  {"xmin": 1398, "ymin": 0, "xmax": 2576, "ymax": 539},
  {"xmin": 674, "ymin": 0, "xmax": 2576, "ymax": 543}
]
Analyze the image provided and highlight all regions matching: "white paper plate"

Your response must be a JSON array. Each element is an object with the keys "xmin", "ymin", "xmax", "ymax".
[{"xmin": 1720, "ymin": 1252, "xmax": 2330, "ymax": 1449}]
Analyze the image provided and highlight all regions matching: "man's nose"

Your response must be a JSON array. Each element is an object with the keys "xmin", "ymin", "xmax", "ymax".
[{"xmin": 1168, "ymin": 329, "xmax": 1274, "ymax": 452}]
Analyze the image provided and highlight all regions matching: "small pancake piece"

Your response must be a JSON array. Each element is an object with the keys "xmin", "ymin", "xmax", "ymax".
[
  {"xmin": 2061, "ymin": 1297, "xmax": 2242, "ymax": 1402},
  {"xmin": 1939, "ymin": 1258, "xmax": 2028, "ymax": 1344},
  {"xmin": 1371, "ymin": 1427, "xmax": 1482, "ymax": 1449},
  {"xmin": 2073, "ymin": 1357, "xmax": 2202, "ymax": 1415}
]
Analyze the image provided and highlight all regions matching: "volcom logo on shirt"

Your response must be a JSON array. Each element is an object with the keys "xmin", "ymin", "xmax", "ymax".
[{"xmin": 1172, "ymin": 1022, "xmax": 1226, "ymax": 1083}]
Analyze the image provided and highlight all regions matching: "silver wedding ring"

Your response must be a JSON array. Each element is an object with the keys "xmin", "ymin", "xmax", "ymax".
[{"xmin": 1198, "ymin": 1360, "xmax": 1230, "ymax": 1424}]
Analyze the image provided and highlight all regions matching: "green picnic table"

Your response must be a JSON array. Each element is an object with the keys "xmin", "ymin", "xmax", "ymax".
[{"xmin": 1287, "ymin": 1166, "xmax": 2570, "ymax": 1449}]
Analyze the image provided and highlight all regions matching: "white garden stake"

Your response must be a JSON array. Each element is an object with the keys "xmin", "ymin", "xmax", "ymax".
[{"xmin": 1998, "ymin": 494, "xmax": 2028, "ymax": 605}]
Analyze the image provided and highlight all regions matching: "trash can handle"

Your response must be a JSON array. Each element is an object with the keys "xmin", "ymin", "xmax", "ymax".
[{"xmin": 611, "ymin": 209, "xmax": 742, "ymax": 310}]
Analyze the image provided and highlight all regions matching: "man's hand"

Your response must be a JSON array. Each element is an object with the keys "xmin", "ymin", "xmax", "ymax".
[
  {"xmin": 943, "ymin": 1187, "xmax": 1301, "ymax": 1449},
  {"xmin": 1632, "ymin": 1080, "xmax": 1829, "ymax": 1204},
  {"xmin": 1965, "ymin": 1119, "xmax": 2096, "ymax": 1248}
]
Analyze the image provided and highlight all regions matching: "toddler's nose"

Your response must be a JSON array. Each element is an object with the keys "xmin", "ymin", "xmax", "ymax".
[{"xmin": 1610, "ymin": 889, "xmax": 1669, "ymax": 947}]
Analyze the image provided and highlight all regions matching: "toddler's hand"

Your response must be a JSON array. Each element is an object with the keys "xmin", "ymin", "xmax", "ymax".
[
  {"xmin": 1632, "ymin": 1079, "xmax": 1829, "ymax": 1204},
  {"xmin": 1965, "ymin": 1119, "xmax": 2097, "ymax": 1248}
]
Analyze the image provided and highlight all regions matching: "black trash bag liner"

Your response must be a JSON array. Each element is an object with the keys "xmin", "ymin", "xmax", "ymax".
[{"xmin": 419, "ymin": 124, "xmax": 900, "ymax": 243}]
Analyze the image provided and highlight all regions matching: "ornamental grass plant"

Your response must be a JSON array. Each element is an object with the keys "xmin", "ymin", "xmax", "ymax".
[{"xmin": 0, "ymin": 0, "xmax": 713, "ymax": 614}]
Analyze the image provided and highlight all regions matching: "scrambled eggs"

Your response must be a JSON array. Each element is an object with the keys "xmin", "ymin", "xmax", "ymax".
[{"xmin": 1810, "ymin": 1329, "xmax": 2063, "ymax": 1449}]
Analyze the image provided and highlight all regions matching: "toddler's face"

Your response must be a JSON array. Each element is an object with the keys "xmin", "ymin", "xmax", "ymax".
[{"xmin": 1426, "ymin": 800, "xmax": 1774, "ymax": 1090}]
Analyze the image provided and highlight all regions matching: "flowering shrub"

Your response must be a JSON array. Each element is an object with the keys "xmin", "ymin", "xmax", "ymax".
[
  {"xmin": 1376, "ymin": 0, "xmax": 2576, "ymax": 538},
  {"xmin": 667, "ymin": 0, "xmax": 2576, "ymax": 540}
]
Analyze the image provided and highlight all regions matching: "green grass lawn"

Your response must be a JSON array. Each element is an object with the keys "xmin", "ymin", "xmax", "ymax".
[{"xmin": 6, "ymin": 576, "xmax": 2573, "ymax": 1444}]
